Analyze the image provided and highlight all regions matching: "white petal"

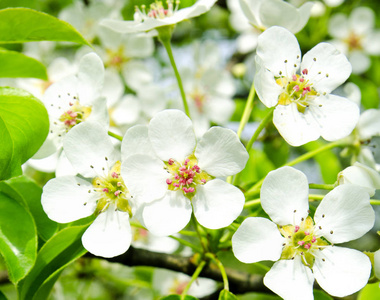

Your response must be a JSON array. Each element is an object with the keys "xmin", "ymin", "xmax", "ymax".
[
  {"xmin": 149, "ymin": 109, "xmax": 196, "ymax": 162},
  {"xmin": 338, "ymin": 162, "xmax": 380, "ymax": 196},
  {"xmin": 358, "ymin": 109, "xmax": 380, "ymax": 140},
  {"xmin": 28, "ymin": 151, "xmax": 59, "ymax": 173},
  {"xmin": 102, "ymin": 69, "xmax": 124, "ymax": 107},
  {"xmin": 349, "ymin": 51, "xmax": 370, "ymax": 74},
  {"xmin": 254, "ymin": 56, "xmax": 283, "ymax": 108},
  {"xmin": 349, "ymin": 7, "xmax": 374, "ymax": 36},
  {"xmin": 195, "ymin": 127, "xmax": 248, "ymax": 177},
  {"xmin": 85, "ymin": 96, "xmax": 110, "ymax": 128},
  {"xmin": 302, "ymin": 43, "xmax": 352, "ymax": 94},
  {"xmin": 205, "ymin": 96, "xmax": 235, "ymax": 125},
  {"xmin": 328, "ymin": 13, "xmax": 349, "ymax": 39},
  {"xmin": 63, "ymin": 122, "xmax": 118, "ymax": 178},
  {"xmin": 236, "ymin": 31, "xmax": 258, "ymax": 54},
  {"xmin": 316, "ymin": 94, "xmax": 360, "ymax": 141},
  {"xmin": 314, "ymin": 185, "xmax": 375, "ymax": 243},
  {"xmin": 121, "ymin": 125, "xmax": 155, "ymax": 161},
  {"xmin": 261, "ymin": 166, "xmax": 309, "ymax": 226},
  {"xmin": 142, "ymin": 191, "xmax": 192, "ymax": 236},
  {"xmin": 55, "ymin": 150, "xmax": 77, "ymax": 177},
  {"xmin": 313, "ymin": 246, "xmax": 371, "ymax": 297},
  {"xmin": 77, "ymin": 53, "xmax": 104, "ymax": 104},
  {"xmin": 41, "ymin": 176, "xmax": 97, "ymax": 223},
  {"xmin": 82, "ymin": 207, "xmax": 132, "ymax": 258},
  {"xmin": 256, "ymin": 26, "xmax": 301, "ymax": 78},
  {"xmin": 122, "ymin": 60, "xmax": 153, "ymax": 91},
  {"xmin": 232, "ymin": 217, "xmax": 284, "ymax": 263},
  {"xmin": 122, "ymin": 154, "xmax": 168, "ymax": 203},
  {"xmin": 364, "ymin": 31, "xmax": 380, "ymax": 55},
  {"xmin": 264, "ymin": 256, "xmax": 314, "ymax": 300},
  {"xmin": 273, "ymin": 103, "xmax": 320, "ymax": 147},
  {"xmin": 111, "ymin": 94, "xmax": 141, "ymax": 126},
  {"xmin": 193, "ymin": 179, "xmax": 244, "ymax": 229},
  {"xmin": 374, "ymin": 249, "xmax": 380, "ymax": 279},
  {"xmin": 258, "ymin": 0, "xmax": 313, "ymax": 34},
  {"xmin": 32, "ymin": 136, "xmax": 58, "ymax": 159}
]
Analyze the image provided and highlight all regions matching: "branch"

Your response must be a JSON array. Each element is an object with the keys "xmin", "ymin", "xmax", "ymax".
[{"xmin": 87, "ymin": 246, "xmax": 269, "ymax": 295}]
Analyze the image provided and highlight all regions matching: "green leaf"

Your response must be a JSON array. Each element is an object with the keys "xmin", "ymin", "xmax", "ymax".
[
  {"xmin": 358, "ymin": 283, "xmax": 380, "ymax": 300},
  {"xmin": 303, "ymin": 141, "xmax": 341, "ymax": 184},
  {"xmin": 0, "ymin": 87, "xmax": 49, "ymax": 180},
  {"xmin": 219, "ymin": 289, "xmax": 238, "ymax": 300},
  {"xmin": 0, "ymin": 49, "xmax": 47, "ymax": 79},
  {"xmin": 18, "ymin": 225, "xmax": 88, "ymax": 300},
  {"xmin": 160, "ymin": 296, "xmax": 198, "ymax": 300},
  {"xmin": 313, "ymin": 290, "xmax": 333, "ymax": 300},
  {"xmin": 350, "ymin": 74, "xmax": 379, "ymax": 109},
  {"xmin": 238, "ymin": 292, "xmax": 281, "ymax": 300},
  {"xmin": 0, "ymin": 192, "xmax": 37, "ymax": 284},
  {"xmin": 0, "ymin": 176, "xmax": 58, "ymax": 241},
  {"xmin": 0, "ymin": 8, "xmax": 89, "ymax": 45},
  {"xmin": 0, "ymin": 290, "xmax": 8, "ymax": 300}
]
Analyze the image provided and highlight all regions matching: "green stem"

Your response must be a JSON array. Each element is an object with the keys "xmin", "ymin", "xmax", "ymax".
[
  {"xmin": 308, "ymin": 194, "xmax": 324, "ymax": 201},
  {"xmin": 180, "ymin": 260, "xmax": 207, "ymax": 300},
  {"xmin": 245, "ymin": 139, "xmax": 349, "ymax": 196},
  {"xmin": 205, "ymin": 253, "xmax": 229, "ymax": 291},
  {"xmin": 309, "ymin": 183, "xmax": 335, "ymax": 190},
  {"xmin": 237, "ymin": 80, "xmax": 256, "ymax": 138},
  {"xmin": 159, "ymin": 34, "xmax": 191, "ymax": 118},
  {"xmin": 370, "ymin": 200, "xmax": 380, "ymax": 205},
  {"xmin": 246, "ymin": 106, "xmax": 275, "ymax": 151},
  {"xmin": 243, "ymin": 198, "xmax": 261, "ymax": 208},
  {"xmin": 192, "ymin": 214, "xmax": 208, "ymax": 253},
  {"xmin": 108, "ymin": 131, "xmax": 123, "ymax": 141}
]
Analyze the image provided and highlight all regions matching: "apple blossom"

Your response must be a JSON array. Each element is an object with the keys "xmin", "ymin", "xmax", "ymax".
[
  {"xmin": 41, "ymin": 122, "xmax": 138, "ymax": 258},
  {"xmin": 328, "ymin": 7, "xmax": 380, "ymax": 74},
  {"xmin": 238, "ymin": 0, "xmax": 314, "ymax": 34},
  {"xmin": 338, "ymin": 162, "xmax": 380, "ymax": 196},
  {"xmin": 121, "ymin": 109, "xmax": 249, "ymax": 236},
  {"xmin": 100, "ymin": 0, "xmax": 218, "ymax": 34},
  {"xmin": 254, "ymin": 26, "xmax": 359, "ymax": 146},
  {"xmin": 232, "ymin": 166, "xmax": 374, "ymax": 299},
  {"xmin": 33, "ymin": 52, "xmax": 108, "ymax": 159}
]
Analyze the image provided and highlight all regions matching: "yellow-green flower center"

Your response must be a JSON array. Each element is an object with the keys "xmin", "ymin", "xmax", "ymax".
[
  {"xmin": 279, "ymin": 216, "xmax": 328, "ymax": 267},
  {"xmin": 164, "ymin": 154, "xmax": 212, "ymax": 199},
  {"xmin": 92, "ymin": 161, "xmax": 132, "ymax": 217},
  {"xmin": 59, "ymin": 100, "xmax": 92, "ymax": 130},
  {"xmin": 276, "ymin": 71, "xmax": 318, "ymax": 113}
]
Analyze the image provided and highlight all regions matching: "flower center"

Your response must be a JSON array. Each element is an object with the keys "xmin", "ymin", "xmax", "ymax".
[
  {"xmin": 276, "ymin": 70, "xmax": 318, "ymax": 113},
  {"xmin": 345, "ymin": 31, "xmax": 363, "ymax": 51},
  {"xmin": 105, "ymin": 47, "xmax": 129, "ymax": 70},
  {"xmin": 279, "ymin": 216, "xmax": 328, "ymax": 267},
  {"xmin": 164, "ymin": 154, "xmax": 212, "ymax": 199},
  {"xmin": 59, "ymin": 101, "xmax": 92, "ymax": 130},
  {"xmin": 136, "ymin": 0, "xmax": 179, "ymax": 20},
  {"xmin": 92, "ymin": 161, "xmax": 132, "ymax": 216},
  {"xmin": 189, "ymin": 89, "xmax": 206, "ymax": 113}
]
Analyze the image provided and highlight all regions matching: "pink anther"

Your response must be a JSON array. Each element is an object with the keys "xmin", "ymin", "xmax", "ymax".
[
  {"xmin": 298, "ymin": 241, "xmax": 305, "ymax": 246},
  {"xmin": 302, "ymin": 69, "xmax": 308, "ymax": 75},
  {"xmin": 114, "ymin": 190, "xmax": 121, "ymax": 196},
  {"xmin": 168, "ymin": 158, "xmax": 175, "ymax": 165},
  {"xmin": 112, "ymin": 172, "xmax": 119, "ymax": 178},
  {"xmin": 304, "ymin": 243, "xmax": 311, "ymax": 249},
  {"xmin": 293, "ymin": 85, "xmax": 300, "ymax": 92},
  {"xmin": 166, "ymin": 179, "xmax": 172, "ymax": 185},
  {"xmin": 311, "ymin": 236, "xmax": 316, "ymax": 243},
  {"xmin": 102, "ymin": 188, "xmax": 109, "ymax": 193},
  {"xmin": 304, "ymin": 231, "xmax": 310, "ymax": 236},
  {"xmin": 294, "ymin": 225, "xmax": 300, "ymax": 233},
  {"xmin": 184, "ymin": 158, "xmax": 190, "ymax": 166},
  {"xmin": 292, "ymin": 74, "xmax": 297, "ymax": 81}
]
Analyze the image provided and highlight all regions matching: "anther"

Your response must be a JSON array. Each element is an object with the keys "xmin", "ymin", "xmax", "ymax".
[
  {"xmin": 294, "ymin": 225, "xmax": 300, "ymax": 232},
  {"xmin": 114, "ymin": 190, "xmax": 121, "ymax": 196},
  {"xmin": 166, "ymin": 179, "xmax": 172, "ymax": 185},
  {"xmin": 90, "ymin": 165, "xmax": 94, "ymax": 168},
  {"xmin": 168, "ymin": 158, "xmax": 175, "ymax": 165},
  {"xmin": 330, "ymin": 230, "xmax": 333, "ymax": 234},
  {"xmin": 112, "ymin": 172, "xmax": 119, "ymax": 178},
  {"xmin": 103, "ymin": 188, "xmax": 109, "ymax": 193}
]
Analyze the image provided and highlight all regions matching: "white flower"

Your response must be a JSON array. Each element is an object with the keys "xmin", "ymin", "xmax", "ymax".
[
  {"xmin": 374, "ymin": 249, "xmax": 380, "ymax": 281},
  {"xmin": 42, "ymin": 122, "xmax": 135, "ymax": 258},
  {"xmin": 226, "ymin": 0, "xmax": 261, "ymax": 54},
  {"xmin": 232, "ymin": 166, "xmax": 374, "ymax": 300},
  {"xmin": 132, "ymin": 227, "xmax": 179, "ymax": 254},
  {"xmin": 338, "ymin": 162, "xmax": 380, "ymax": 197},
  {"xmin": 238, "ymin": 0, "xmax": 314, "ymax": 33},
  {"xmin": 121, "ymin": 109, "xmax": 249, "ymax": 236},
  {"xmin": 255, "ymin": 26, "xmax": 359, "ymax": 146},
  {"xmin": 33, "ymin": 52, "xmax": 109, "ymax": 159},
  {"xmin": 153, "ymin": 269, "xmax": 217, "ymax": 297},
  {"xmin": 100, "ymin": 0, "xmax": 217, "ymax": 34},
  {"xmin": 328, "ymin": 7, "xmax": 380, "ymax": 74}
]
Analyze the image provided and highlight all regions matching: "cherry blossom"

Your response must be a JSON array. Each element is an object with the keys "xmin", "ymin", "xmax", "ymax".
[
  {"xmin": 42, "ymin": 122, "xmax": 135, "ymax": 257},
  {"xmin": 255, "ymin": 26, "xmax": 359, "ymax": 146},
  {"xmin": 232, "ymin": 166, "xmax": 374, "ymax": 299},
  {"xmin": 100, "ymin": 0, "xmax": 218, "ymax": 34},
  {"xmin": 121, "ymin": 109, "xmax": 249, "ymax": 236}
]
